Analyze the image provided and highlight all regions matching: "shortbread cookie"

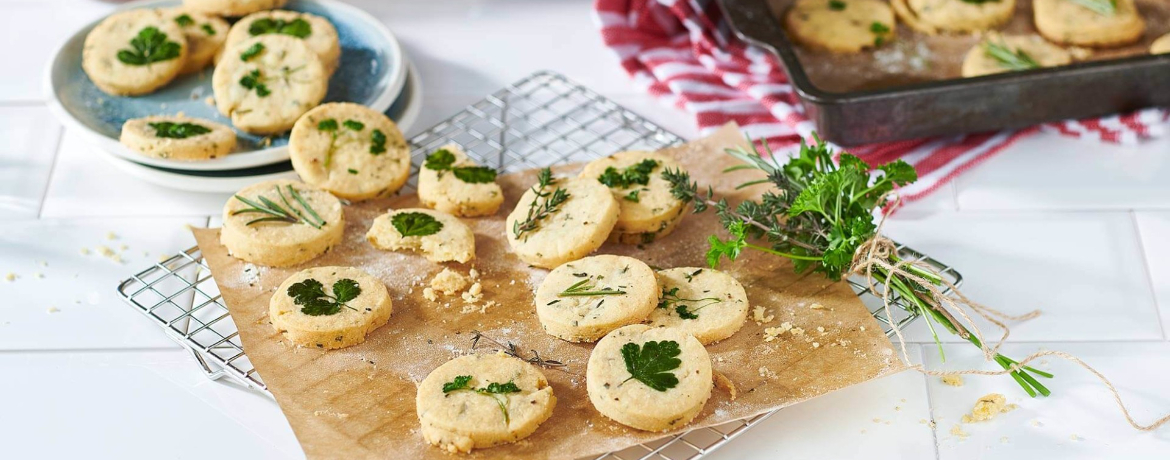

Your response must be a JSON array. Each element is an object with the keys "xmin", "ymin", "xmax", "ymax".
[
  {"xmin": 535, "ymin": 255, "xmax": 658, "ymax": 343},
  {"xmin": 182, "ymin": 0, "xmax": 286, "ymax": 17},
  {"xmin": 1034, "ymin": 0, "xmax": 1145, "ymax": 48},
  {"xmin": 162, "ymin": 8, "xmax": 228, "ymax": 74},
  {"xmin": 587, "ymin": 324, "xmax": 712, "ymax": 431},
  {"xmin": 579, "ymin": 150, "xmax": 688, "ymax": 244},
  {"xmin": 505, "ymin": 174, "xmax": 620, "ymax": 269},
  {"xmin": 212, "ymin": 35, "xmax": 326, "ymax": 134},
  {"xmin": 220, "ymin": 179, "xmax": 344, "ymax": 267},
  {"xmin": 120, "ymin": 115, "xmax": 236, "ymax": 161},
  {"xmin": 223, "ymin": 10, "xmax": 341, "ymax": 73},
  {"xmin": 289, "ymin": 103, "xmax": 411, "ymax": 201},
  {"xmin": 416, "ymin": 354, "xmax": 557, "ymax": 453},
  {"xmin": 269, "ymin": 266, "xmax": 392, "ymax": 349},
  {"xmin": 646, "ymin": 268, "xmax": 749, "ymax": 345},
  {"xmin": 785, "ymin": 0, "xmax": 896, "ymax": 53},
  {"xmin": 961, "ymin": 34, "xmax": 1073, "ymax": 77},
  {"xmin": 894, "ymin": 0, "xmax": 1015, "ymax": 34},
  {"xmin": 82, "ymin": 9, "xmax": 188, "ymax": 96},
  {"xmin": 367, "ymin": 208, "xmax": 475, "ymax": 263},
  {"xmin": 418, "ymin": 145, "xmax": 504, "ymax": 217},
  {"xmin": 1153, "ymin": 34, "xmax": 1170, "ymax": 54}
]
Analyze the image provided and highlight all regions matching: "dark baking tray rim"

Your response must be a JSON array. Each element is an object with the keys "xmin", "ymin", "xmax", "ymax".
[{"xmin": 719, "ymin": 0, "xmax": 1170, "ymax": 106}]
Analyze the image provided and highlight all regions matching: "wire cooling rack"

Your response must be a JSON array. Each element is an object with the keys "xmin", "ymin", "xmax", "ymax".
[{"xmin": 117, "ymin": 71, "xmax": 962, "ymax": 460}]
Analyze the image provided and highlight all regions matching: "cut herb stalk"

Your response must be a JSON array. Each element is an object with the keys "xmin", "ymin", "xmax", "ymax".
[{"xmin": 662, "ymin": 135, "xmax": 1054, "ymax": 397}]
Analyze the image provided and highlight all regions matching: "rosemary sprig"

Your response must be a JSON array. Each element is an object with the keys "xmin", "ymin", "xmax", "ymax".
[
  {"xmin": 231, "ymin": 185, "xmax": 325, "ymax": 229},
  {"xmin": 558, "ymin": 278, "xmax": 627, "ymax": 297},
  {"xmin": 1066, "ymin": 0, "xmax": 1116, "ymax": 16},
  {"xmin": 512, "ymin": 168, "xmax": 570, "ymax": 239},
  {"xmin": 470, "ymin": 330, "xmax": 567, "ymax": 370},
  {"xmin": 984, "ymin": 41, "xmax": 1040, "ymax": 71}
]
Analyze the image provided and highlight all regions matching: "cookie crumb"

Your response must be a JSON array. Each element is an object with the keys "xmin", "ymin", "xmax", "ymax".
[
  {"xmin": 950, "ymin": 424, "xmax": 969, "ymax": 440},
  {"xmin": 961, "ymin": 393, "xmax": 1015, "ymax": 423},
  {"xmin": 941, "ymin": 375, "xmax": 964, "ymax": 387},
  {"xmin": 4, "ymin": 273, "xmax": 16, "ymax": 282},
  {"xmin": 752, "ymin": 306, "xmax": 774, "ymax": 324}
]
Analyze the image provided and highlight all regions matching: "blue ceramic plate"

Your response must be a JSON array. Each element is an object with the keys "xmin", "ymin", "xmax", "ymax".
[{"xmin": 45, "ymin": 0, "xmax": 406, "ymax": 171}]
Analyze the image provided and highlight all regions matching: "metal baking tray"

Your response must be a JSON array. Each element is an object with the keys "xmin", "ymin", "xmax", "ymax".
[{"xmin": 720, "ymin": 0, "xmax": 1170, "ymax": 146}]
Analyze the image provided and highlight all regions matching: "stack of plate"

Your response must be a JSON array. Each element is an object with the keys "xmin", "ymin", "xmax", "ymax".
[{"xmin": 44, "ymin": 0, "xmax": 422, "ymax": 193}]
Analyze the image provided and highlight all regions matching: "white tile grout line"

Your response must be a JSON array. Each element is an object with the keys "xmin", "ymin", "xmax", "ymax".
[
  {"xmin": 917, "ymin": 343, "xmax": 943, "ymax": 460},
  {"xmin": 34, "ymin": 124, "xmax": 66, "ymax": 219},
  {"xmin": 1128, "ymin": 210, "xmax": 1167, "ymax": 341}
]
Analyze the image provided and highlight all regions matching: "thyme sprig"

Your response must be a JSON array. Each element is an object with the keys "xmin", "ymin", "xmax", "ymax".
[
  {"xmin": 662, "ymin": 135, "xmax": 1054, "ymax": 397},
  {"xmin": 512, "ymin": 168, "xmax": 569, "ymax": 239},
  {"xmin": 470, "ymin": 330, "xmax": 567, "ymax": 370},
  {"xmin": 558, "ymin": 278, "xmax": 626, "ymax": 297},
  {"xmin": 231, "ymin": 185, "xmax": 325, "ymax": 229}
]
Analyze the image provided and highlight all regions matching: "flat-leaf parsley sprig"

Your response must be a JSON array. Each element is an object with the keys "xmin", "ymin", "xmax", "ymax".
[
  {"xmin": 442, "ymin": 375, "xmax": 522, "ymax": 424},
  {"xmin": 663, "ymin": 135, "xmax": 1054, "ymax": 397},
  {"xmin": 621, "ymin": 340, "xmax": 681, "ymax": 391},
  {"xmin": 512, "ymin": 168, "xmax": 570, "ymax": 239},
  {"xmin": 231, "ymin": 184, "xmax": 325, "ymax": 229},
  {"xmin": 657, "ymin": 287, "xmax": 721, "ymax": 320},
  {"xmin": 424, "ymin": 149, "xmax": 498, "ymax": 184},
  {"xmin": 287, "ymin": 277, "xmax": 361, "ymax": 316}
]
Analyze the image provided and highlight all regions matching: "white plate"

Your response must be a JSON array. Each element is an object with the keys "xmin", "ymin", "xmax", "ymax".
[
  {"xmin": 100, "ymin": 63, "xmax": 423, "ymax": 194},
  {"xmin": 45, "ymin": 0, "xmax": 407, "ymax": 172}
]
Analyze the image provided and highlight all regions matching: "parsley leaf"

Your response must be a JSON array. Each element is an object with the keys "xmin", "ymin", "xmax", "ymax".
[
  {"xmin": 443, "ymin": 375, "xmax": 473, "ymax": 393},
  {"xmin": 424, "ymin": 149, "xmax": 456, "ymax": 170},
  {"xmin": 239, "ymin": 42, "xmax": 265, "ymax": 61},
  {"xmin": 370, "ymin": 129, "xmax": 387, "ymax": 155},
  {"xmin": 201, "ymin": 23, "xmax": 216, "ymax": 35},
  {"xmin": 286, "ymin": 277, "xmax": 362, "ymax": 316},
  {"xmin": 239, "ymin": 70, "xmax": 271, "ymax": 97},
  {"xmin": 483, "ymin": 381, "xmax": 521, "ymax": 394},
  {"xmin": 343, "ymin": 120, "xmax": 365, "ymax": 131},
  {"xmin": 624, "ymin": 189, "xmax": 642, "ymax": 202},
  {"xmin": 598, "ymin": 159, "xmax": 660, "ymax": 189},
  {"xmin": 149, "ymin": 121, "xmax": 211, "ymax": 139},
  {"xmin": 675, "ymin": 305, "xmax": 699, "ymax": 320},
  {"xmin": 175, "ymin": 14, "xmax": 194, "ymax": 27},
  {"xmin": 391, "ymin": 212, "xmax": 444, "ymax": 237},
  {"xmin": 621, "ymin": 340, "xmax": 681, "ymax": 391},
  {"xmin": 452, "ymin": 166, "xmax": 498, "ymax": 184},
  {"xmin": 318, "ymin": 119, "xmax": 338, "ymax": 131},
  {"xmin": 441, "ymin": 375, "xmax": 523, "ymax": 424},
  {"xmin": 117, "ymin": 27, "xmax": 182, "ymax": 66},
  {"xmin": 657, "ymin": 286, "xmax": 720, "ymax": 320},
  {"xmin": 828, "ymin": 0, "xmax": 846, "ymax": 10},
  {"xmin": 316, "ymin": 119, "xmax": 366, "ymax": 167},
  {"xmin": 249, "ymin": 18, "xmax": 312, "ymax": 38}
]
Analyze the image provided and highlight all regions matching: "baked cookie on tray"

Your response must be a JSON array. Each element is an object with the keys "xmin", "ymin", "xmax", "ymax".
[
  {"xmin": 269, "ymin": 266, "xmax": 392, "ymax": 349},
  {"xmin": 784, "ymin": 0, "xmax": 896, "ymax": 53},
  {"xmin": 120, "ymin": 115, "xmax": 236, "ymax": 161},
  {"xmin": 505, "ymin": 171, "xmax": 620, "ymax": 269},
  {"xmin": 961, "ymin": 34, "xmax": 1073, "ymax": 77},
  {"xmin": 289, "ymin": 102, "xmax": 411, "ymax": 201},
  {"xmin": 579, "ymin": 150, "xmax": 688, "ymax": 245},
  {"xmin": 182, "ymin": 0, "xmax": 286, "ymax": 17},
  {"xmin": 161, "ymin": 8, "xmax": 229, "ymax": 75},
  {"xmin": 212, "ymin": 35, "xmax": 327, "ymax": 134},
  {"xmin": 1034, "ymin": 0, "xmax": 1145, "ymax": 48},
  {"xmin": 893, "ymin": 0, "xmax": 1015, "ymax": 34},
  {"xmin": 220, "ymin": 179, "xmax": 345, "ymax": 267},
  {"xmin": 416, "ymin": 354, "xmax": 557, "ymax": 454},
  {"xmin": 1153, "ymin": 33, "xmax": 1170, "ymax": 54},
  {"xmin": 222, "ymin": 9, "xmax": 341, "ymax": 73},
  {"xmin": 82, "ymin": 9, "xmax": 188, "ymax": 96},
  {"xmin": 366, "ymin": 208, "xmax": 476, "ymax": 263},
  {"xmin": 587, "ymin": 324, "xmax": 713, "ymax": 432},
  {"xmin": 418, "ymin": 145, "xmax": 504, "ymax": 217},
  {"xmin": 534, "ymin": 255, "xmax": 659, "ymax": 343},
  {"xmin": 645, "ymin": 267, "xmax": 750, "ymax": 345}
]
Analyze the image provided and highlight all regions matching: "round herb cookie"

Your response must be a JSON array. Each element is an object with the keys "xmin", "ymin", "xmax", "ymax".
[
  {"xmin": 182, "ymin": 0, "xmax": 286, "ymax": 17},
  {"xmin": 579, "ymin": 150, "xmax": 688, "ymax": 245},
  {"xmin": 1034, "ymin": 0, "xmax": 1145, "ymax": 48},
  {"xmin": 289, "ymin": 103, "xmax": 411, "ymax": 201},
  {"xmin": 161, "ymin": 8, "xmax": 229, "ymax": 75},
  {"xmin": 535, "ymin": 255, "xmax": 659, "ymax": 343},
  {"xmin": 82, "ymin": 9, "xmax": 188, "ymax": 96},
  {"xmin": 418, "ymin": 145, "xmax": 504, "ymax": 217},
  {"xmin": 961, "ymin": 34, "xmax": 1073, "ymax": 78},
  {"xmin": 270, "ymin": 266, "xmax": 392, "ymax": 349},
  {"xmin": 505, "ymin": 173, "xmax": 620, "ymax": 269},
  {"xmin": 586, "ymin": 324, "xmax": 713, "ymax": 431},
  {"xmin": 222, "ymin": 10, "xmax": 341, "ymax": 74},
  {"xmin": 212, "ymin": 35, "xmax": 327, "ymax": 134},
  {"xmin": 416, "ymin": 354, "xmax": 557, "ymax": 454},
  {"xmin": 366, "ymin": 208, "xmax": 476, "ymax": 263},
  {"xmin": 645, "ymin": 267, "xmax": 750, "ymax": 345},
  {"xmin": 220, "ymin": 179, "xmax": 345, "ymax": 267},
  {"xmin": 894, "ymin": 0, "xmax": 1015, "ymax": 34},
  {"xmin": 784, "ymin": 0, "xmax": 896, "ymax": 53},
  {"xmin": 120, "ymin": 115, "xmax": 236, "ymax": 161}
]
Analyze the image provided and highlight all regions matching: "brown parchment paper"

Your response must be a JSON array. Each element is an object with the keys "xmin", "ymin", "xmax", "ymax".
[{"xmin": 192, "ymin": 124, "xmax": 904, "ymax": 460}]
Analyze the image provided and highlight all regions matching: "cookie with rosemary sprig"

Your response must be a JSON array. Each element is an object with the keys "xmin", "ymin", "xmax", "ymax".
[
  {"xmin": 579, "ymin": 150, "xmax": 689, "ymax": 245},
  {"xmin": 505, "ymin": 169, "xmax": 619, "ymax": 269},
  {"xmin": 535, "ymin": 255, "xmax": 658, "ymax": 343},
  {"xmin": 961, "ymin": 34, "xmax": 1073, "ymax": 77},
  {"xmin": 366, "ymin": 208, "xmax": 475, "ymax": 263},
  {"xmin": 586, "ymin": 324, "xmax": 712, "ymax": 431},
  {"xmin": 418, "ymin": 144, "xmax": 503, "ymax": 217},
  {"xmin": 1034, "ymin": 0, "xmax": 1144, "ymax": 48},
  {"xmin": 269, "ymin": 266, "xmax": 392, "ymax": 349},
  {"xmin": 416, "ymin": 354, "xmax": 556, "ymax": 454},
  {"xmin": 220, "ymin": 179, "xmax": 344, "ymax": 267},
  {"xmin": 289, "ymin": 102, "xmax": 411, "ymax": 201},
  {"xmin": 646, "ymin": 267, "xmax": 749, "ymax": 344}
]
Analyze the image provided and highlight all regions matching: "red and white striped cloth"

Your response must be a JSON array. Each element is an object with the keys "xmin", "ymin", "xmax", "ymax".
[{"xmin": 593, "ymin": 0, "xmax": 1168, "ymax": 205}]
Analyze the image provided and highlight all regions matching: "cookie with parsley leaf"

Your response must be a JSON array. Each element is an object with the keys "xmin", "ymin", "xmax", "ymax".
[
  {"xmin": 269, "ymin": 266, "xmax": 392, "ymax": 350},
  {"xmin": 289, "ymin": 103, "xmax": 411, "ymax": 201},
  {"xmin": 161, "ymin": 8, "xmax": 229, "ymax": 75},
  {"xmin": 82, "ymin": 9, "xmax": 188, "ymax": 96},
  {"xmin": 646, "ymin": 267, "xmax": 749, "ymax": 344},
  {"xmin": 418, "ymin": 144, "xmax": 504, "ymax": 217},
  {"xmin": 212, "ymin": 35, "xmax": 326, "ymax": 134},
  {"xmin": 784, "ymin": 0, "xmax": 895, "ymax": 53},
  {"xmin": 579, "ymin": 150, "xmax": 689, "ymax": 245},
  {"xmin": 366, "ymin": 208, "xmax": 476, "ymax": 263},
  {"xmin": 119, "ymin": 115, "xmax": 236, "ymax": 161},
  {"xmin": 586, "ymin": 324, "xmax": 712, "ymax": 431},
  {"xmin": 223, "ymin": 9, "xmax": 341, "ymax": 73}
]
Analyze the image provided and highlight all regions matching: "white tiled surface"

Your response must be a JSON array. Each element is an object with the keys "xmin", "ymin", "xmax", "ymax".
[{"xmin": 5, "ymin": 0, "xmax": 1169, "ymax": 459}]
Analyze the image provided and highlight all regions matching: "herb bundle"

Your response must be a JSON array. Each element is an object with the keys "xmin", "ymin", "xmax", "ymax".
[
  {"xmin": 663, "ymin": 136, "xmax": 1054, "ymax": 397},
  {"xmin": 442, "ymin": 375, "xmax": 522, "ymax": 424},
  {"xmin": 231, "ymin": 184, "xmax": 325, "ymax": 229},
  {"xmin": 512, "ymin": 168, "xmax": 570, "ymax": 239}
]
